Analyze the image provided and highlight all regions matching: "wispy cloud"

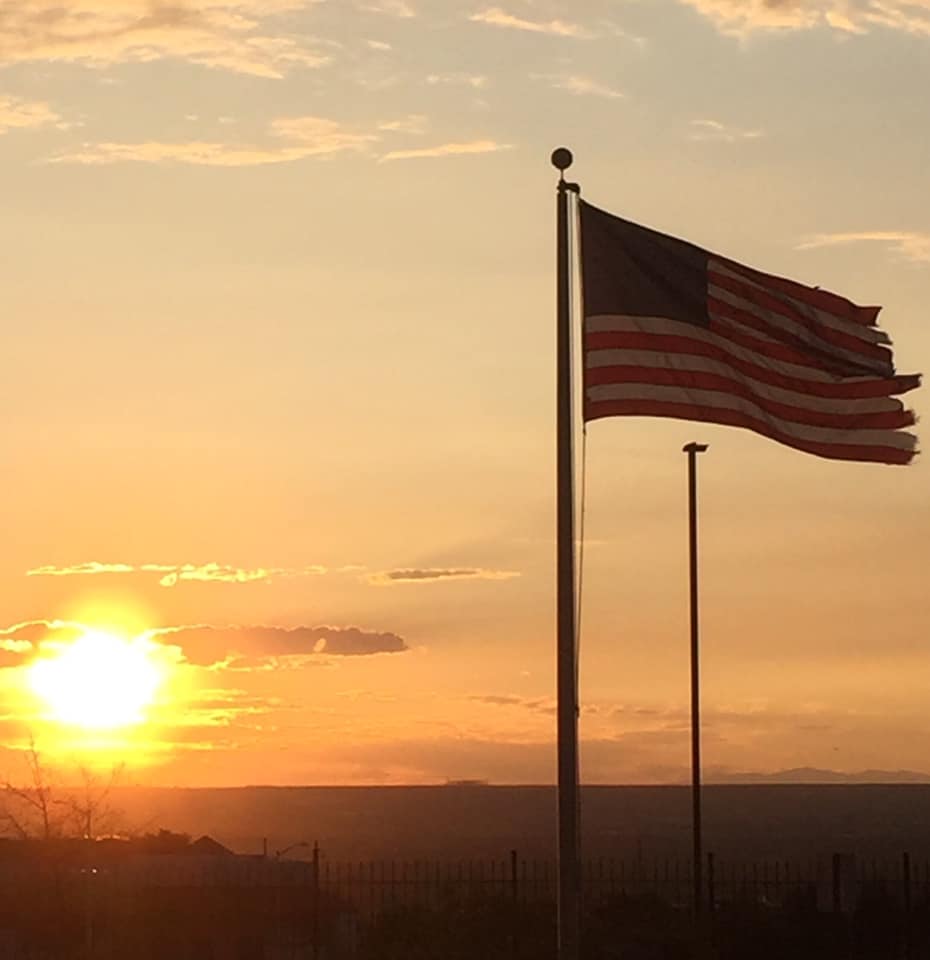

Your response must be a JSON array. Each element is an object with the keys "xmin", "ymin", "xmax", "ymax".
[
  {"xmin": 360, "ymin": 0, "xmax": 416, "ymax": 17},
  {"xmin": 601, "ymin": 19, "xmax": 649, "ymax": 48},
  {"xmin": 28, "ymin": 562, "xmax": 134, "ymax": 578},
  {"xmin": 427, "ymin": 73, "xmax": 488, "ymax": 89},
  {"xmin": 862, "ymin": 2, "xmax": 930, "ymax": 35},
  {"xmin": 153, "ymin": 563, "xmax": 326, "ymax": 588},
  {"xmin": 469, "ymin": 694, "xmax": 555, "ymax": 714},
  {"xmin": 0, "ymin": 1, "xmax": 332, "ymax": 78},
  {"xmin": 174, "ymin": 688, "xmax": 285, "ymax": 728},
  {"xmin": 269, "ymin": 115, "xmax": 377, "ymax": 148},
  {"xmin": 535, "ymin": 74, "xmax": 625, "ymax": 99},
  {"xmin": 0, "ymin": 96, "xmax": 61, "ymax": 134},
  {"xmin": 680, "ymin": 0, "xmax": 930, "ymax": 37},
  {"xmin": 0, "ymin": 630, "xmax": 36, "ymax": 668},
  {"xmin": 379, "ymin": 140, "xmax": 512, "ymax": 162},
  {"xmin": 797, "ymin": 231, "xmax": 930, "ymax": 264},
  {"xmin": 470, "ymin": 7, "xmax": 592, "ymax": 38},
  {"xmin": 26, "ymin": 560, "xmax": 524, "ymax": 588},
  {"xmin": 26, "ymin": 561, "xmax": 327, "ymax": 587},
  {"xmin": 155, "ymin": 624, "xmax": 410, "ymax": 668},
  {"xmin": 369, "ymin": 567, "xmax": 520, "ymax": 584},
  {"xmin": 50, "ymin": 116, "xmax": 504, "ymax": 168},
  {"xmin": 0, "ymin": 620, "xmax": 81, "ymax": 647},
  {"xmin": 0, "ymin": 620, "xmax": 110, "ymax": 672},
  {"xmin": 378, "ymin": 114, "xmax": 428, "ymax": 134},
  {"xmin": 366, "ymin": 39, "xmax": 393, "ymax": 50},
  {"xmin": 689, "ymin": 118, "xmax": 763, "ymax": 142},
  {"xmin": 51, "ymin": 115, "xmax": 377, "ymax": 167},
  {"xmin": 0, "ymin": 619, "xmax": 410, "ymax": 671},
  {"xmin": 50, "ymin": 142, "xmax": 310, "ymax": 166}
]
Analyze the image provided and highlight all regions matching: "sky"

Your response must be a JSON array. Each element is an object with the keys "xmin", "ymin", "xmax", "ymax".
[{"xmin": 0, "ymin": 0, "xmax": 928, "ymax": 787}]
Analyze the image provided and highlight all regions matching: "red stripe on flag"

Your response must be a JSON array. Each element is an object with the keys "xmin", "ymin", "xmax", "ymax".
[
  {"xmin": 585, "ymin": 366, "xmax": 914, "ymax": 430},
  {"xmin": 708, "ymin": 268, "xmax": 891, "ymax": 364},
  {"xmin": 717, "ymin": 257, "xmax": 883, "ymax": 327},
  {"xmin": 584, "ymin": 398, "xmax": 915, "ymax": 465},
  {"xmin": 707, "ymin": 297, "xmax": 886, "ymax": 376},
  {"xmin": 706, "ymin": 316, "xmax": 834, "ymax": 372},
  {"xmin": 584, "ymin": 330, "xmax": 920, "ymax": 400}
]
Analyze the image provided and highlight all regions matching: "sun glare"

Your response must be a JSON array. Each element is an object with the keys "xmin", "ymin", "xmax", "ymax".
[{"xmin": 28, "ymin": 629, "xmax": 164, "ymax": 731}]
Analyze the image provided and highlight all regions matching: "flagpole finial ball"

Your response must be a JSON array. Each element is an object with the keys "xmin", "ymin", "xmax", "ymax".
[{"xmin": 551, "ymin": 148, "xmax": 573, "ymax": 171}]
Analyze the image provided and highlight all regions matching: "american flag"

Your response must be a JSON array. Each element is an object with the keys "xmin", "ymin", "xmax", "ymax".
[{"xmin": 580, "ymin": 201, "xmax": 921, "ymax": 465}]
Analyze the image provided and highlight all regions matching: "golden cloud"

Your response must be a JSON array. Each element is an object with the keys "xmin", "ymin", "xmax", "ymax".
[
  {"xmin": 154, "ymin": 624, "xmax": 410, "ymax": 667},
  {"xmin": 378, "ymin": 140, "xmax": 512, "ymax": 162},
  {"xmin": 797, "ymin": 231, "xmax": 930, "ymax": 264},
  {"xmin": 50, "ymin": 114, "xmax": 379, "ymax": 166},
  {"xmin": 469, "ymin": 7, "xmax": 592, "ymax": 38},
  {"xmin": 679, "ymin": 0, "xmax": 930, "ymax": 36},
  {"xmin": 0, "ymin": 96, "xmax": 61, "ymax": 134},
  {"xmin": 368, "ymin": 567, "xmax": 520, "ymax": 584},
  {"xmin": 26, "ymin": 561, "xmax": 327, "ymax": 586},
  {"xmin": 0, "ymin": 0, "xmax": 331, "ymax": 77}
]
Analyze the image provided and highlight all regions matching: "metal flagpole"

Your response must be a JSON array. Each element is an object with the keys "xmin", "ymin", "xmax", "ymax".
[
  {"xmin": 683, "ymin": 441, "xmax": 708, "ymax": 916},
  {"xmin": 552, "ymin": 146, "xmax": 581, "ymax": 960}
]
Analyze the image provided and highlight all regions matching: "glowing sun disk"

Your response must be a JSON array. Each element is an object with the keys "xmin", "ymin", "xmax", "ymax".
[{"xmin": 29, "ymin": 629, "xmax": 163, "ymax": 731}]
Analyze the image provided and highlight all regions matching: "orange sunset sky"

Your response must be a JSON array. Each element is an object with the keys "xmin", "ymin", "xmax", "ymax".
[{"xmin": 1, "ymin": 0, "xmax": 928, "ymax": 787}]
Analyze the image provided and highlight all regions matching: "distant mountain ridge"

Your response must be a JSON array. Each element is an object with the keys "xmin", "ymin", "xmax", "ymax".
[{"xmin": 711, "ymin": 767, "xmax": 930, "ymax": 784}]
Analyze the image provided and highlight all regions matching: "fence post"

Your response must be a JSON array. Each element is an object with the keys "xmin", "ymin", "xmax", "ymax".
[
  {"xmin": 84, "ymin": 867, "xmax": 95, "ymax": 958},
  {"xmin": 832, "ymin": 853, "xmax": 842, "ymax": 914},
  {"xmin": 707, "ymin": 853, "xmax": 716, "ymax": 915},
  {"xmin": 903, "ymin": 851, "xmax": 912, "ymax": 960},
  {"xmin": 510, "ymin": 850, "xmax": 519, "ymax": 960},
  {"xmin": 312, "ymin": 842, "xmax": 321, "ymax": 960}
]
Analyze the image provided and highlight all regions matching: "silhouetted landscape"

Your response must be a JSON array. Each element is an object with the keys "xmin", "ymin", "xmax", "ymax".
[
  {"xmin": 3, "ymin": 784, "xmax": 930, "ymax": 957},
  {"xmin": 111, "ymin": 783, "xmax": 930, "ymax": 861}
]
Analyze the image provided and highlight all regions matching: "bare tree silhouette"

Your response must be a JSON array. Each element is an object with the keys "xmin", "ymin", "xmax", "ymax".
[
  {"xmin": 1, "ymin": 739, "xmax": 123, "ymax": 840},
  {"xmin": 65, "ymin": 762, "xmax": 124, "ymax": 839}
]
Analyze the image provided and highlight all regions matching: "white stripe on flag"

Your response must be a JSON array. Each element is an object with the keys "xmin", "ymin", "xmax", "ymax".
[
  {"xmin": 585, "ymin": 349, "xmax": 904, "ymax": 417},
  {"xmin": 707, "ymin": 281, "xmax": 885, "ymax": 373},
  {"xmin": 585, "ymin": 315, "xmax": 880, "ymax": 386},
  {"xmin": 585, "ymin": 382, "xmax": 917, "ymax": 453},
  {"xmin": 708, "ymin": 260, "xmax": 890, "ymax": 345}
]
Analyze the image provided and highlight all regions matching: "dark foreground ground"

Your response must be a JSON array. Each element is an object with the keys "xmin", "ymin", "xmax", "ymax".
[
  {"xmin": 0, "ymin": 840, "xmax": 927, "ymax": 958},
  {"xmin": 1, "ymin": 882, "xmax": 928, "ymax": 959},
  {"xmin": 3, "ymin": 785, "xmax": 929, "ymax": 957}
]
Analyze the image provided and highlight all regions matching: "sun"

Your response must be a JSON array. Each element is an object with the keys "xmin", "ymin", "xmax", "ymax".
[{"xmin": 28, "ymin": 629, "xmax": 165, "ymax": 731}]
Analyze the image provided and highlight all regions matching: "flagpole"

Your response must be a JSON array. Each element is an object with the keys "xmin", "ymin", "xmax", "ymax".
[
  {"xmin": 552, "ymin": 146, "xmax": 580, "ymax": 960},
  {"xmin": 683, "ymin": 441, "xmax": 708, "ymax": 917}
]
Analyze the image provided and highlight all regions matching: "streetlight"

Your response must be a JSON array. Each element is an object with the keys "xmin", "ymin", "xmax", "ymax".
[
  {"xmin": 275, "ymin": 841, "xmax": 310, "ymax": 860},
  {"xmin": 683, "ymin": 441, "xmax": 708, "ymax": 916}
]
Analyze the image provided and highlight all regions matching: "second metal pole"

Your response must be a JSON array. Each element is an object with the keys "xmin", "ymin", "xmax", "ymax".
[{"xmin": 683, "ymin": 441, "xmax": 708, "ymax": 917}]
